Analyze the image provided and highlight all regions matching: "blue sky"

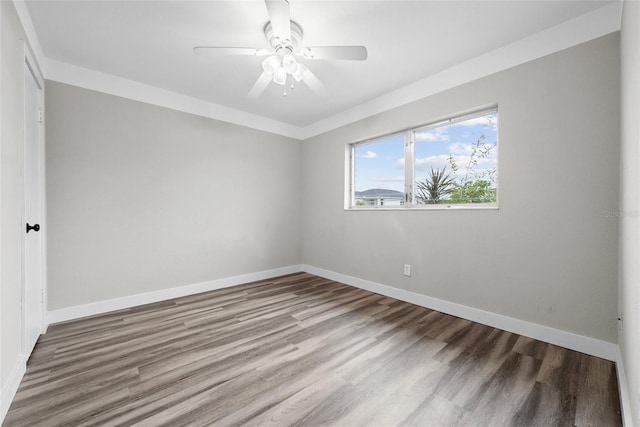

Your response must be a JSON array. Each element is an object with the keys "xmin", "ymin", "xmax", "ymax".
[{"xmin": 354, "ymin": 112, "xmax": 498, "ymax": 193}]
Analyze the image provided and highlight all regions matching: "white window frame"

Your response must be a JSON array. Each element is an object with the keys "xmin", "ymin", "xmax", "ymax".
[{"xmin": 347, "ymin": 106, "xmax": 498, "ymax": 210}]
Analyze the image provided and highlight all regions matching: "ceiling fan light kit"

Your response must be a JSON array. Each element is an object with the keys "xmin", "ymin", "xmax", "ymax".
[
  {"xmin": 260, "ymin": 21, "xmax": 308, "ymax": 94},
  {"xmin": 194, "ymin": 0, "xmax": 368, "ymax": 98}
]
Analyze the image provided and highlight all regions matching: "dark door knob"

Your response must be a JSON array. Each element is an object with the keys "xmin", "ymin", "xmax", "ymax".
[{"xmin": 26, "ymin": 223, "xmax": 40, "ymax": 233}]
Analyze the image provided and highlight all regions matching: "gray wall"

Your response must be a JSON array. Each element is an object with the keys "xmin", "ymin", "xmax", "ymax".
[
  {"xmin": 1, "ymin": 0, "xmax": 30, "ymax": 392},
  {"xmin": 0, "ymin": 5, "xmax": 629, "ymax": 422},
  {"xmin": 302, "ymin": 33, "xmax": 620, "ymax": 342},
  {"xmin": 46, "ymin": 82, "xmax": 301, "ymax": 309},
  {"xmin": 620, "ymin": 1, "xmax": 640, "ymax": 424}
]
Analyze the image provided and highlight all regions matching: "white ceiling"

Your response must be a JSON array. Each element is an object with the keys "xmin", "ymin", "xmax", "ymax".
[{"xmin": 23, "ymin": 0, "xmax": 619, "ymax": 137}]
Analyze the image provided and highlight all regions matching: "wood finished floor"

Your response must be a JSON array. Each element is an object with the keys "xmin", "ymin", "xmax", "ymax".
[{"xmin": 4, "ymin": 273, "xmax": 622, "ymax": 427}]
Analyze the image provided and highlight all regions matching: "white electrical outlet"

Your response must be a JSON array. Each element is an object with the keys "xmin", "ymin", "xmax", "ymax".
[{"xmin": 403, "ymin": 264, "xmax": 411, "ymax": 277}]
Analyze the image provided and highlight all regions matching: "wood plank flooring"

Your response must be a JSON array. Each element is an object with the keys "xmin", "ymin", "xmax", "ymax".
[{"xmin": 4, "ymin": 273, "xmax": 622, "ymax": 426}]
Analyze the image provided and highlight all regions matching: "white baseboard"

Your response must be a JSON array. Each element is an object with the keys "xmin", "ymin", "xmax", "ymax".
[
  {"xmin": 10, "ymin": 264, "xmax": 626, "ymax": 426},
  {"xmin": 47, "ymin": 265, "xmax": 303, "ymax": 325},
  {"xmin": 1, "ymin": 353, "xmax": 27, "ymax": 423},
  {"xmin": 46, "ymin": 263, "xmax": 618, "ymax": 361},
  {"xmin": 301, "ymin": 264, "xmax": 617, "ymax": 361},
  {"xmin": 616, "ymin": 346, "xmax": 634, "ymax": 427}
]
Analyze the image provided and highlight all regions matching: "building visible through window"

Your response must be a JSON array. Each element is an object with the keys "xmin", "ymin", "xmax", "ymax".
[{"xmin": 350, "ymin": 108, "xmax": 498, "ymax": 209}]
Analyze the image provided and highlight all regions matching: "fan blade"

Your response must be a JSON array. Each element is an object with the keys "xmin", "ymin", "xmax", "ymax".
[
  {"xmin": 301, "ymin": 46, "xmax": 368, "ymax": 61},
  {"xmin": 265, "ymin": 0, "xmax": 291, "ymax": 42},
  {"xmin": 248, "ymin": 71, "xmax": 273, "ymax": 98},
  {"xmin": 194, "ymin": 47, "xmax": 270, "ymax": 56},
  {"xmin": 301, "ymin": 68, "xmax": 327, "ymax": 97}
]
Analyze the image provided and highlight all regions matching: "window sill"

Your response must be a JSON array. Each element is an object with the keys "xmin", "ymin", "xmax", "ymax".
[{"xmin": 346, "ymin": 204, "xmax": 499, "ymax": 211}]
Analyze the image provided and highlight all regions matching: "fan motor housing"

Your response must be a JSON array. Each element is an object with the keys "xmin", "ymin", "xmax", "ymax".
[{"xmin": 264, "ymin": 21, "xmax": 303, "ymax": 53}]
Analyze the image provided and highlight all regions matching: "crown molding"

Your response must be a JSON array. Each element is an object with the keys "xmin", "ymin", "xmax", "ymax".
[
  {"xmin": 12, "ymin": 0, "xmax": 46, "ymax": 73},
  {"xmin": 14, "ymin": 1, "xmax": 622, "ymax": 141},
  {"xmin": 301, "ymin": 1, "xmax": 623, "ymax": 139},
  {"xmin": 44, "ymin": 59, "xmax": 306, "ymax": 139}
]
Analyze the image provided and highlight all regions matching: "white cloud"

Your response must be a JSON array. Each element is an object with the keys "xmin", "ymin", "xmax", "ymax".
[
  {"xmin": 414, "ymin": 154, "xmax": 451, "ymax": 173},
  {"xmin": 357, "ymin": 150, "xmax": 377, "ymax": 159},
  {"xmin": 456, "ymin": 115, "xmax": 498, "ymax": 132},
  {"xmin": 448, "ymin": 142, "xmax": 474, "ymax": 156},
  {"xmin": 414, "ymin": 150, "xmax": 496, "ymax": 182},
  {"xmin": 459, "ymin": 116, "xmax": 489, "ymax": 127},
  {"xmin": 415, "ymin": 127, "xmax": 449, "ymax": 142},
  {"xmin": 447, "ymin": 142, "xmax": 497, "ymax": 161}
]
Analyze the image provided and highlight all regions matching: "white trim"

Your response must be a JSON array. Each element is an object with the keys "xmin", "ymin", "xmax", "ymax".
[
  {"xmin": 0, "ymin": 0, "xmax": 3, "ymax": 418},
  {"xmin": 12, "ymin": 1, "xmax": 45, "ymax": 75},
  {"xmin": 301, "ymin": 264, "xmax": 617, "ymax": 361},
  {"xmin": 2, "ymin": 267, "xmax": 627, "ymax": 424},
  {"xmin": 21, "ymin": 41, "xmax": 46, "ymax": 355},
  {"xmin": 302, "ymin": 2, "xmax": 623, "ymax": 139},
  {"xmin": 46, "ymin": 265, "xmax": 303, "ymax": 325},
  {"xmin": 349, "ymin": 106, "xmax": 499, "ymax": 210},
  {"xmin": 346, "ymin": 205, "xmax": 499, "ymax": 212},
  {"xmin": 40, "ymin": 76, "xmax": 48, "ymax": 336},
  {"xmin": 23, "ymin": 46, "xmax": 43, "ymax": 90},
  {"xmin": 616, "ymin": 345, "xmax": 634, "ymax": 426},
  {"xmin": 22, "ymin": 2, "xmax": 620, "ymax": 140},
  {"xmin": 44, "ymin": 59, "xmax": 306, "ymax": 140},
  {"xmin": 0, "ymin": 354, "xmax": 27, "ymax": 424}
]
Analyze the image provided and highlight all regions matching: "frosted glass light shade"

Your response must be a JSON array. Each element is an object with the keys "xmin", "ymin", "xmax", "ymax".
[
  {"xmin": 292, "ymin": 63, "xmax": 308, "ymax": 82},
  {"xmin": 273, "ymin": 67, "xmax": 287, "ymax": 85},
  {"xmin": 262, "ymin": 55, "xmax": 280, "ymax": 74},
  {"xmin": 282, "ymin": 54, "xmax": 298, "ymax": 74}
]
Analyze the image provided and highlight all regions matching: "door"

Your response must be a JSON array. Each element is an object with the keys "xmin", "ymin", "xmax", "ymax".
[{"xmin": 23, "ymin": 53, "xmax": 45, "ymax": 355}]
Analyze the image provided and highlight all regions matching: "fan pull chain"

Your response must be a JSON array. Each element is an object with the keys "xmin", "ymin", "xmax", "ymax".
[
  {"xmin": 282, "ymin": 75, "xmax": 296, "ymax": 97},
  {"xmin": 284, "ymin": 74, "xmax": 292, "ymax": 97}
]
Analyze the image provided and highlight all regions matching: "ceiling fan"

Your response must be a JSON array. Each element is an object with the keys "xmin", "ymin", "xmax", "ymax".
[{"xmin": 194, "ymin": 0, "xmax": 368, "ymax": 98}]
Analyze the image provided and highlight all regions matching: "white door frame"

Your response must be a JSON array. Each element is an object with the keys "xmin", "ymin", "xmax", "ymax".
[{"xmin": 21, "ymin": 40, "xmax": 46, "ymax": 356}]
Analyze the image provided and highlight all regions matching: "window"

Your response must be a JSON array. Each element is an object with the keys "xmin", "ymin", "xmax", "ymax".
[
  {"xmin": 352, "ymin": 134, "xmax": 405, "ymax": 207},
  {"xmin": 349, "ymin": 108, "xmax": 498, "ymax": 209}
]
